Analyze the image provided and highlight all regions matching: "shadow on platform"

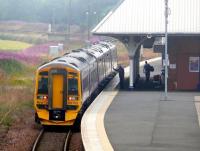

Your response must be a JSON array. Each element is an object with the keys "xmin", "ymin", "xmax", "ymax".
[{"xmin": 120, "ymin": 77, "xmax": 164, "ymax": 91}]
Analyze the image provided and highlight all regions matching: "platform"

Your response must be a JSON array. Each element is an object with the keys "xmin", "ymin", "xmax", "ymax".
[
  {"xmin": 105, "ymin": 91, "xmax": 200, "ymax": 151},
  {"xmin": 81, "ymin": 58, "xmax": 200, "ymax": 151}
]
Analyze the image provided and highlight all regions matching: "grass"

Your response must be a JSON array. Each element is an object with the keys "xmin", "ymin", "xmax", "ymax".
[
  {"xmin": 0, "ymin": 32, "xmax": 48, "ymax": 44},
  {"xmin": 0, "ymin": 88, "xmax": 33, "ymax": 127},
  {"xmin": 0, "ymin": 40, "xmax": 32, "ymax": 51},
  {"xmin": 115, "ymin": 41, "xmax": 129, "ymax": 66},
  {"xmin": 0, "ymin": 103, "xmax": 15, "ymax": 127},
  {"xmin": 0, "ymin": 59, "xmax": 24, "ymax": 74},
  {"xmin": 0, "ymin": 59, "xmax": 35, "ymax": 127},
  {"xmin": 0, "ymin": 59, "xmax": 35, "ymax": 87}
]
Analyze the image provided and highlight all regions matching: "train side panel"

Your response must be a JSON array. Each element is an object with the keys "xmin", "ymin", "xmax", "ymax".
[
  {"xmin": 89, "ymin": 62, "xmax": 98, "ymax": 94},
  {"xmin": 81, "ymin": 67, "xmax": 90, "ymax": 103}
]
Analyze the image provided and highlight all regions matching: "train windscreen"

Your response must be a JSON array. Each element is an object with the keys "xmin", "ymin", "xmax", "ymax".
[
  {"xmin": 68, "ymin": 78, "xmax": 78, "ymax": 95},
  {"xmin": 38, "ymin": 77, "xmax": 48, "ymax": 94}
]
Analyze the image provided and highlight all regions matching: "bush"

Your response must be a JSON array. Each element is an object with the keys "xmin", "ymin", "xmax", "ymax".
[{"xmin": 0, "ymin": 59, "xmax": 24, "ymax": 74}]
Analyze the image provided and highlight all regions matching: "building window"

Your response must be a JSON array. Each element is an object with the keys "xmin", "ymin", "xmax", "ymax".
[{"xmin": 189, "ymin": 57, "xmax": 199, "ymax": 72}]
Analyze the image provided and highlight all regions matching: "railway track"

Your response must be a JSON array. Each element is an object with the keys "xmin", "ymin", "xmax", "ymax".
[{"xmin": 32, "ymin": 129, "xmax": 73, "ymax": 151}]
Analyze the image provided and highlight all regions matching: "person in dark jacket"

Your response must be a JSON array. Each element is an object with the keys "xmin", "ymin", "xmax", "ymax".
[
  {"xmin": 118, "ymin": 65, "xmax": 124, "ymax": 89},
  {"xmin": 143, "ymin": 61, "xmax": 151, "ymax": 82},
  {"xmin": 114, "ymin": 65, "xmax": 125, "ymax": 89}
]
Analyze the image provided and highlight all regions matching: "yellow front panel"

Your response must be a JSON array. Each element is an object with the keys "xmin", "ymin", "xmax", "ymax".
[{"xmin": 52, "ymin": 75, "xmax": 63, "ymax": 108}]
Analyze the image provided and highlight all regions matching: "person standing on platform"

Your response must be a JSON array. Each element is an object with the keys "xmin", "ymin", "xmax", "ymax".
[
  {"xmin": 114, "ymin": 65, "xmax": 125, "ymax": 89},
  {"xmin": 143, "ymin": 61, "xmax": 153, "ymax": 82}
]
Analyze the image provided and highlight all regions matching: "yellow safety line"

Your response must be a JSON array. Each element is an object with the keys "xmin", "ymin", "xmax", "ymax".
[{"xmin": 96, "ymin": 91, "xmax": 118, "ymax": 151}]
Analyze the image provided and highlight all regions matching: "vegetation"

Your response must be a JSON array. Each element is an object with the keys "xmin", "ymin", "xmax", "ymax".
[
  {"xmin": 0, "ymin": 59, "xmax": 24, "ymax": 74},
  {"xmin": 0, "ymin": 59, "xmax": 35, "ymax": 127},
  {"xmin": 115, "ymin": 41, "xmax": 129, "ymax": 66},
  {"xmin": 0, "ymin": 33, "xmax": 48, "ymax": 44},
  {"xmin": 0, "ymin": 40, "xmax": 32, "ymax": 51},
  {"xmin": 0, "ymin": 88, "xmax": 33, "ymax": 127},
  {"xmin": 0, "ymin": 0, "xmax": 120, "ymax": 28}
]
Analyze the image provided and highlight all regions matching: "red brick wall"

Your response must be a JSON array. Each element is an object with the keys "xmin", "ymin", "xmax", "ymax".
[{"xmin": 168, "ymin": 37, "xmax": 200, "ymax": 90}]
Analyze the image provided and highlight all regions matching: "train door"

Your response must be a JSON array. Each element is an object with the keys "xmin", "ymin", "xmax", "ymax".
[
  {"xmin": 52, "ymin": 75, "xmax": 64, "ymax": 108},
  {"xmin": 48, "ymin": 69, "xmax": 67, "ymax": 121},
  {"xmin": 49, "ymin": 69, "xmax": 67, "ymax": 110}
]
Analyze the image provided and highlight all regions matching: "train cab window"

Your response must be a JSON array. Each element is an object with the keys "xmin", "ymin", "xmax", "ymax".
[
  {"xmin": 38, "ymin": 77, "xmax": 48, "ymax": 94},
  {"xmin": 39, "ymin": 71, "xmax": 48, "ymax": 76},
  {"xmin": 68, "ymin": 78, "xmax": 78, "ymax": 95}
]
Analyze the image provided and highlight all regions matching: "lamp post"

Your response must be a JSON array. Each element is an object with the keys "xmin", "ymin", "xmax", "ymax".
[
  {"xmin": 86, "ymin": 11, "xmax": 90, "ymax": 40},
  {"xmin": 93, "ymin": 11, "xmax": 97, "ymax": 25},
  {"xmin": 164, "ymin": 0, "xmax": 169, "ymax": 99},
  {"xmin": 67, "ymin": 0, "xmax": 71, "ymax": 40}
]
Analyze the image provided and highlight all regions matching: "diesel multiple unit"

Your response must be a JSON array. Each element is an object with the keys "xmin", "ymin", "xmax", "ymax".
[{"xmin": 34, "ymin": 42, "xmax": 118, "ymax": 126}]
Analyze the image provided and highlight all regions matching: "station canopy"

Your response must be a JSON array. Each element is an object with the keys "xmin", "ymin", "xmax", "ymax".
[{"xmin": 92, "ymin": 0, "xmax": 200, "ymax": 36}]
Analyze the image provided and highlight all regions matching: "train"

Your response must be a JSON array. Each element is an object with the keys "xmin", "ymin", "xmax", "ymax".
[{"xmin": 34, "ymin": 41, "xmax": 118, "ymax": 126}]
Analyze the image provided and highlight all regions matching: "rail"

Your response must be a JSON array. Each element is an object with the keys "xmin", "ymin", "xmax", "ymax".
[{"xmin": 32, "ymin": 129, "xmax": 72, "ymax": 151}]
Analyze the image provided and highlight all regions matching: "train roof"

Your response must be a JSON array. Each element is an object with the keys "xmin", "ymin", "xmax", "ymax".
[
  {"xmin": 81, "ymin": 48, "xmax": 103, "ymax": 58},
  {"xmin": 67, "ymin": 50, "xmax": 96, "ymax": 64},
  {"xmin": 38, "ymin": 41, "xmax": 115, "ymax": 72},
  {"xmin": 38, "ymin": 49, "xmax": 95, "ymax": 72},
  {"xmin": 91, "ymin": 44, "xmax": 109, "ymax": 54},
  {"xmin": 38, "ymin": 56, "xmax": 84, "ymax": 71},
  {"xmin": 75, "ymin": 43, "xmax": 111, "ymax": 59},
  {"xmin": 99, "ymin": 41, "xmax": 116, "ymax": 50}
]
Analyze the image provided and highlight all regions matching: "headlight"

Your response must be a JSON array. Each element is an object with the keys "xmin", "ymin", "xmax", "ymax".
[
  {"xmin": 37, "ymin": 95, "xmax": 48, "ymax": 100},
  {"xmin": 68, "ymin": 96, "xmax": 78, "ymax": 101}
]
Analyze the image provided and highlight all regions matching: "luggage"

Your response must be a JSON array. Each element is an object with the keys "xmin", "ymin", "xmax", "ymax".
[
  {"xmin": 149, "ymin": 65, "xmax": 154, "ymax": 72},
  {"xmin": 153, "ymin": 75, "xmax": 161, "ymax": 81}
]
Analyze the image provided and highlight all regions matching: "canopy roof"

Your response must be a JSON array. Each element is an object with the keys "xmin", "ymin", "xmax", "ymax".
[{"xmin": 92, "ymin": 0, "xmax": 200, "ymax": 36}]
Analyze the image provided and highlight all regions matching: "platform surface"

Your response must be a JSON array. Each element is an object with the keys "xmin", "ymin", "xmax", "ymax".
[
  {"xmin": 105, "ymin": 91, "xmax": 200, "ymax": 151},
  {"xmin": 81, "ymin": 58, "xmax": 200, "ymax": 151}
]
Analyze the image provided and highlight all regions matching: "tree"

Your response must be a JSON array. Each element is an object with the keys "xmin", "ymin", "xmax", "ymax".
[{"xmin": 0, "ymin": 0, "xmax": 120, "ymax": 26}]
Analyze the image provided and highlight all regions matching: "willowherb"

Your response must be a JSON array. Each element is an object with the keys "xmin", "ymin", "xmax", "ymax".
[{"xmin": 0, "ymin": 43, "xmax": 57, "ymax": 64}]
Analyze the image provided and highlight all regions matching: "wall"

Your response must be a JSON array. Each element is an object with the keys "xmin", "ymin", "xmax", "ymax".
[{"xmin": 168, "ymin": 37, "xmax": 200, "ymax": 90}]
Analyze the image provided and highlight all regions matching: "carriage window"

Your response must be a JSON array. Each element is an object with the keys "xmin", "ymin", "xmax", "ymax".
[
  {"xmin": 68, "ymin": 78, "xmax": 78, "ymax": 95},
  {"xmin": 38, "ymin": 77, "xmax": 48, "ymax": 94}
]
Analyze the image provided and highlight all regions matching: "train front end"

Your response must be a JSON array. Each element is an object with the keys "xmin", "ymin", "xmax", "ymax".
[{"xmin": 34, "ymin": 65, "xmax": 81, "ymax": 126}]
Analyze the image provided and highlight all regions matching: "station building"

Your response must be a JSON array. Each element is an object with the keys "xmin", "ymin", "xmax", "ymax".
[
  {"xmin": 168, "ymin": 37, "xmax": 200, "ymax": 90},
  {"xmin": 92, "ymin": 0, "xmax": 200, "ymax": 91}
]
